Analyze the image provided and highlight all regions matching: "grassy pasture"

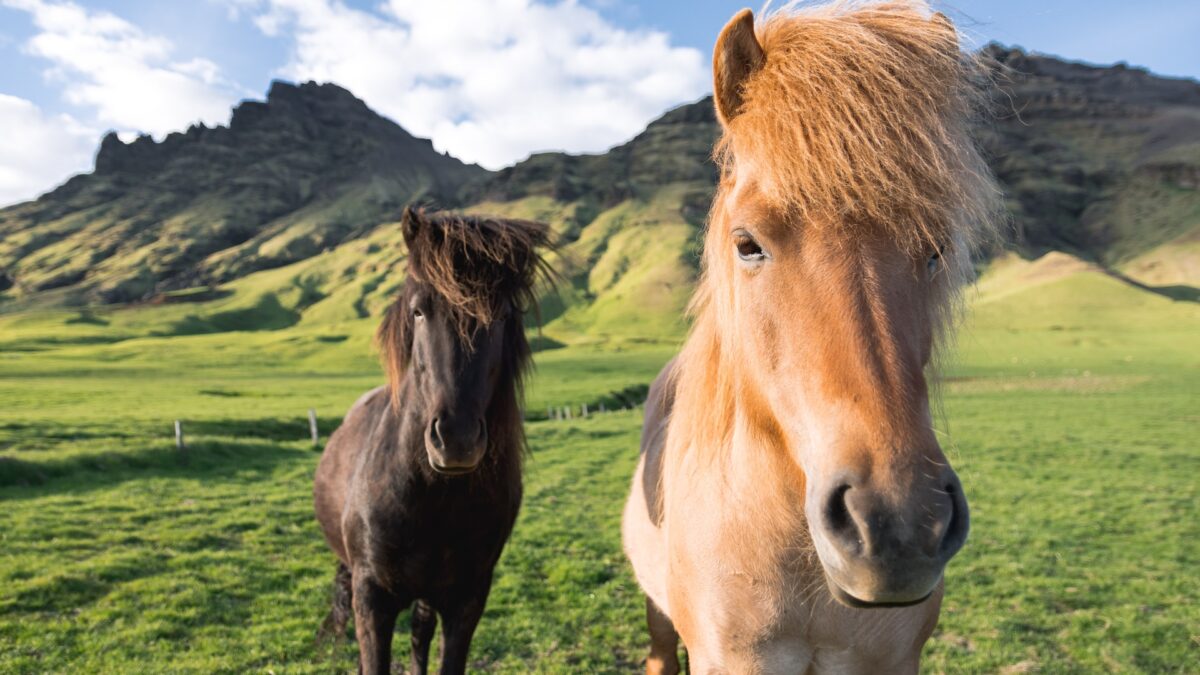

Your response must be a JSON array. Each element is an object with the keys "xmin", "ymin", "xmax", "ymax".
[{"xmin": 1, "ymin": 263, "xmax": 1198, "ymax": 673}]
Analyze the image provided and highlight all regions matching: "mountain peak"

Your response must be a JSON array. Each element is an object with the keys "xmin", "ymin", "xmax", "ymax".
[
  {"xmin": 1, "ymin": 80, "xmax": 489, "ymax": 304},
  {"xmin": 266, "ymin": 79, "xmax": 357, "ymax": 103}
]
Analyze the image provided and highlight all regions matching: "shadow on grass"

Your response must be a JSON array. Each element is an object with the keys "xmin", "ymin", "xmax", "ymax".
[
  {"xmin": 528, "ymin": 383, "xmax": 650, "ymax": 421},
  {"xmin": 0, "ymin": 438, "xmax": 308, "ymax": 495},
  {"xmin": 0, "ymin": 421, "xmax": 139, "ymax": 440},
  {"xmin": 6, "ymin": 552, "xmax": 173, "ymax": 614},
  {"xmin": 64, "ymin": 310, "xmax": 109, "ymax": 326},
  {"xmin": 156, "ymin": 293, "xmax": 300, "ymax": 337},
  {"xmin": 186, "ymin": 416, "xmax": 343, "ymax": 441},
  {"xmin": 1147, "ymin": 283, "xmax": 1200, "ymax": 303},
  {"xmin": 1103, "ymin": 269, "xmax": 1200, "ymax": 304}
]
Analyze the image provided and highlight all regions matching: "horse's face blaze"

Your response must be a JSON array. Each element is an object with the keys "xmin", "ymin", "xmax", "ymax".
[
  {"xmin": 718, "ymin": 179, "xmax": 969, "ymax": 607},
  {"xmin": 407, "ymin": 288, "xmax": 506, "ymax": 475}
]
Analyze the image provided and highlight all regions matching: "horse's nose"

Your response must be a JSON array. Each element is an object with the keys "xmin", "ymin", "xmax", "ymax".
[
  {"xmin": 824, "ymin": 473, "xmax": 967, "ymax": 560},
  {"xmin": 431, "ymin": 416, "xmax": 486, "ymax": 447},
  {"xmin": 815, "ymin": 467, "xmax": 969, "ymax": 606},
  {"xmin": 426, "ymin": 415, "xmax": 487, "ymax": 473}
]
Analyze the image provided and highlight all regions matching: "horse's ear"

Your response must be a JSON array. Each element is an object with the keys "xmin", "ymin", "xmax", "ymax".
[
  {"xmin": 931, "ymin": 11, "xmax": 955, "ymax": 34},
  {"xmin": 713, "ymin": 8, "xmax": 764, "ymax": 127},
  {"xmin": 401, "ymin": 206, "xmax": 421, "ymax": 247},
  {"xmin": 930, "ymin": 12, "xmax": 959, "ymax": 52}
]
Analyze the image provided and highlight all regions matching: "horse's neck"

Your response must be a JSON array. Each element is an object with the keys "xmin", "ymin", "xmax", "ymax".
[
  {"xmin": 669, "ymin": 341, "xmax": 811, "ymax": 556},
  {"xmin": 726, "ymin": 409, "xmax": 806, "ymax": 512},
  {"xmin": 672, "ymin": 317, "xmax": 803, "ymax": 500}
]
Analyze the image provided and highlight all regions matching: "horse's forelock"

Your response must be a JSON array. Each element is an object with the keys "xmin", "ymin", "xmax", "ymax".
[{"xmin": 717, "ymin": 0, "xmax": 1001, "ymax": 260}]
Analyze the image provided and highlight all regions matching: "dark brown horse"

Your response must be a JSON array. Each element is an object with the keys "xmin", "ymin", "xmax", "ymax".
[{"xmin": 313, "ymin": 207, "xmax": 552, "ymax": 674}]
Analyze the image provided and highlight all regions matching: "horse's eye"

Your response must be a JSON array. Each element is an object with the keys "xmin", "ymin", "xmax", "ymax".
[
  {"xmin": 927, "ymin": 249, "xmax": 942, "ymax": 276},
  {"xmin": 734, "ymin": 230, "xmax": 766, "ymax": 263},
  {"xmin": 413, "ymin": 307, "xmax": 424, "ymax": 320}
]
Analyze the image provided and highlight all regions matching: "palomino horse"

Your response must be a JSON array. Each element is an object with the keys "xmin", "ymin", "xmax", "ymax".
[
  {"xmin": 622, "ymin": 2, "xmax": 999, "ymax": 673},
  {"xmin": 313, "ymin": 208, "xmax": 552, "ymax": 674}
]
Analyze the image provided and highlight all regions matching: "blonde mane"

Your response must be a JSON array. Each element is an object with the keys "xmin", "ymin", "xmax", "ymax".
[{"xmin": 679, "ymin": 0, "xmax": 1002, "ymax": 454}]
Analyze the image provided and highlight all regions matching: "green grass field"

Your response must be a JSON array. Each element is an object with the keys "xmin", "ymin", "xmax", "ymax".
[{"xmin": 1, "ymin": 260, "xmax": 1198, "ymax": 673}]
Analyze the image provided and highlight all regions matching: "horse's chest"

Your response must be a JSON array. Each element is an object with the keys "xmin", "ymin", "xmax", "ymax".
[
  {"xmin": 671, "ymin": 518, "xmax": 933, "ymax": 673},
  {"xmin": 349, "ymin": 481, "xmax": 520, "ymax": 592},
  {"xmin": 688, "ymin": 575, "xmax": 929, "ymax": 674},
  {"xmin": 686, "ymin": 578, "xmax": 926, "ymax": 667}
]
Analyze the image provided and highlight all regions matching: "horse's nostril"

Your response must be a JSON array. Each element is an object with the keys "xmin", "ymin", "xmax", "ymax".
[
  {"xmin": 826, "ymin": 484, "xmax": 851, "ymax": 532},
  {"xmin": 824, "ymin": 484, "xmax": 865, "ymax": 554},
  {"xmin": 430, "ymin": 418, "xmax": 444, "ymax": 449},
  {"xmin": 938, "ymin": 481, "xmax": 969, "ymax": 559}
]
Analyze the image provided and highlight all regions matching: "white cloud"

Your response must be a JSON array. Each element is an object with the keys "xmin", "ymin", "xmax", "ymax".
[
  {"xmin": 0, "ymin": 0, "xmax": 707, "ymax": 205},
  {"xmin": 235, "ymin": 0, "xmax": 708, "ymax": 168},
  {"xmin": 0, "ymin": 94, "xmax": 95, "ymax": 207},
  {"xmin": 3, "ymin": 0, "xmax": 242, "ymax": 138}
]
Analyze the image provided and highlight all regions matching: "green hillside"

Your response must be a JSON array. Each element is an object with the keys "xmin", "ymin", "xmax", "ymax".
[{"xmin": 964, "ymin": 252, "xmax": 1200, "ymax": 367}]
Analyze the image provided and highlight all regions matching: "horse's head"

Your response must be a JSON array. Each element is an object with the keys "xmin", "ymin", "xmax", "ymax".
[
  {"xmin": 704, "ymin": 5, "xmax": 997, "ymax": 607},
  {"xmin": 379, "ymin": 208, "xmax": 551, "ymax": 475}
]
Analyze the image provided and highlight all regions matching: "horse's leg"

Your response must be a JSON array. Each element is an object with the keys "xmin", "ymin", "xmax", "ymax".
[
  {"xmin": 436, "ymin": 586, "xmax": 490, "ymax": 675},
  {"xmin": 410, "ymin": 599, "xmax": 438, "ymax": 675},
  {"xmin": 646, "ymin": 595, "xmax": 681, "ymax": 675},
  {"xmin": 351, "ymin": 571, "xmax": 403, "ymax": 675}
]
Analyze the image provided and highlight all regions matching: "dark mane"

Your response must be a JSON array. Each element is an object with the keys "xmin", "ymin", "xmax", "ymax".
[{"xmin": 376, "ymin": 208, "xmax": 555, "ymax": 438}]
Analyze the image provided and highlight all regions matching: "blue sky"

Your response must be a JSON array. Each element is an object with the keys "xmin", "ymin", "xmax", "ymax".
[
  {"xmin": 599, "ymin": 1, "xmax": 1200, "ymax": 80},
  {"xmin": 1, "ymin": 0, "xmax": 1198, "ymax": 206}
]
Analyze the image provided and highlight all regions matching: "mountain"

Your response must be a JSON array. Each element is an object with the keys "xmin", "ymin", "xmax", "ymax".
[
  {"xmin": 0, "ymin": 47, "xmax": 1197, "ymax": 342},
  {"xmin": 471, "ymin": 100, "xmax": 719, "ymax": 212},
  {"xmin": 0, "ymin": 81, "xmax": 485, "ymax": 306},
  {"xmin": 458, "ymin": 98, "xmax": 723, "ymax": 339},
  {"xmin": 978, "ymin": 45, "xmax": 1200, "ymax": 278}
]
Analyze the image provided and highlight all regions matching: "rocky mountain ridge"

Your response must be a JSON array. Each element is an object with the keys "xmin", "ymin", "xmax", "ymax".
[
  {"xmin": 1, "ymin": 45, "xmax": 1197, "ymax": 314},
  {"xmin": 0, "ymin": 81, "xmax": 484, "ymax": 304}
]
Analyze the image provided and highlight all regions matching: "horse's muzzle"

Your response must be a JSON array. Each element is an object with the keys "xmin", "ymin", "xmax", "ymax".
[
  {"xmin": 426, "ymin": 416, "xmax": 487, "ymax": 475},
  {"xmin": 810, "ymin": 466, "xmax": 969, "ymax": 607}
]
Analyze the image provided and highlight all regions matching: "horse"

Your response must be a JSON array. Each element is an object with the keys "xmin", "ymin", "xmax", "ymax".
[
  {"xmin": 621, "ymin": 2, "xmax": 1001, "ymax": 673},
  {"xmin": 313, "ymin": 207, "xmax": 552, "ymax": 674}
]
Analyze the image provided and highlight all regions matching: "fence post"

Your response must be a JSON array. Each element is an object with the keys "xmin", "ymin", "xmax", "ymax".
[
  {"xmin": 599, "ymin": 402, "xmax": 606, "ymax": 414},
  {"xmin": 174, "ymin": 420, "xmax": 185, "ymax": 451},
  {"xmin": 308, "ymin": 408, "xmax": 320, "ymax": 447},
  {"xmin": 564, "ymin": 406, "xmax": 572, "ymax": 420},
  {"xmin": 547, "ymin": 407, "xmax": 553, "ymax": 421},
  {"xmin": 582, "ymin": 403, "xmax": 589, "ymax": 418}
]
